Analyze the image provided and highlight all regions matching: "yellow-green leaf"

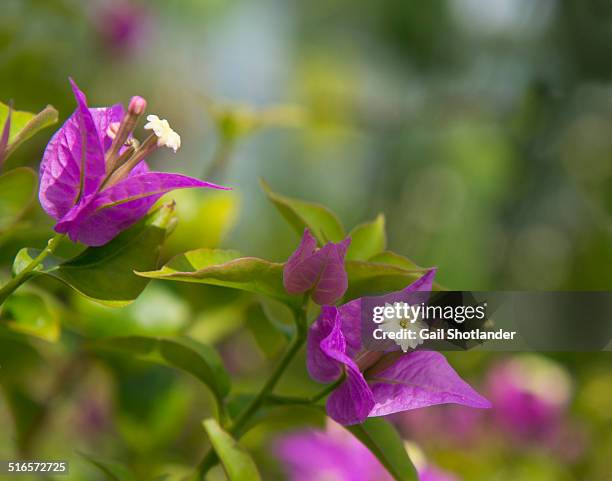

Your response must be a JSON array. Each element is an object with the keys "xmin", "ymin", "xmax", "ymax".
[
  {"xmin": 0, "ymin": 102, "xmax": 58, "ymax": 160},
  {"xmin": 137, "ymin": 248, "xmax": 299, "ymax": 306},
  {"xmin": 0, "ymin": 167, "xmax": 37, "ymax": 232},
  {"xmin": 13, "ymin": 203, "xmax": 177, "ymax": 307},
  {"xmin": 347, "ymin": 418, "xmax": 418, "ymax": 481},
  {"xmin": 91, "ymin": 335, "xmax": 230, "ymax": 409},
  {"xmin": 261, "ymin": 178, "xmax": 345, "ymax": 244},
  {"xmin": 346, "ymin": 214, "xmax": 387, "ymax": 261},
  {"xmin": 1, "ymin": 291, "xmax": 60, "ymax": 342},
  {"xmin": 202, "ymin": 418, "xmax": 262, "ymax": 481}
]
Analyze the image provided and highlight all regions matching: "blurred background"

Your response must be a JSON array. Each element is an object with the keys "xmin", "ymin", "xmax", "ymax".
[{"xmin": 0, "ymin": 0, "xmax": 611, "ymax": 480}]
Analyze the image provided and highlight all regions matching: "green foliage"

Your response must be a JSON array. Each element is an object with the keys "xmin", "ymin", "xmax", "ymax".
[
  {"xmin": 0, "ymin": 101, "xmax": 58, "ymax": 161},
  {"xmin": 68, "ymin": 284, "xmax": 190, "ymax": 338},
  {"xmin": 260, "ymin": 178, "xmax": 345, "ymax": 244},
  {"xmin": 345, "ymin": 259, "xmax": 430, "ymax": 298},
  {"xmin": 1, "ymin": 383, "xmax": 44, "ymax": 452},
  {"xmin": 244, "ymin": 303, "xmax": 287, "ymax": 358},
  {"xmin": 204, "ymin": 98, "xmax": 304, "ymax": 143},
  {"xmin": 1, "ymin": 290, "xmax": 60, "ymax": 342},
  {"xmin": 161, "ymin": 189, "xmax": 240, "ymax": 255},
  {"xmin": 347, "ymin": 418, "xmax": 418, "ymax": 481},
  {"xmin": 0, "ymin": 167, "xmax": 37, "ymax": 232},
  {"xmin": 368, "ymin": 250, "xmax": 422, "ymax": 270},
  {"xmin": 346, "ymin": 213, "xmax": 387, "ymax": 261},
  {"xmin": 92, "ymin": 335, "xmax": 230, "ymax": 413},
  {"xmin": 137, "ymin": 248, "xmax": 299, "ymax": 306},
  {"xmin": 12, "ymin": 203, "xmax": 178, "ymax": 307},
  {"xmin": 78, "ymin": 452, "xmax": 135, "ymax": 481},
  {"xmin": 202, "ymin": 418, "xmax": 262, "ymax": 481}
]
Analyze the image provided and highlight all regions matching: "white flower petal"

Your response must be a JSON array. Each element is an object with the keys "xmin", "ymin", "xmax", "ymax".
[{"xmin": 144, "ymin": 114, "xmax": 181, "ymax": 152}]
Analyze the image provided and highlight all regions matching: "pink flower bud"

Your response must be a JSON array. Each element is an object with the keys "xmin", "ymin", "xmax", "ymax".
[
  {"xmin": 283, "ymin": 229, "xmax": 350, "ymax": 305},
  {"xmin": 128, "ymin": 96, "xmax": 147, "ymax": 115}
]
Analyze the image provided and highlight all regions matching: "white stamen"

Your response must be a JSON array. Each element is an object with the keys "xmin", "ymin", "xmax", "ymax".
[
  {"xmin": 143, "ymin": 114, "xmax": 181, "ymax": 153},
  {"xmin": 379, "ymin": 302, "xmax": 428, "ymax": 352}
]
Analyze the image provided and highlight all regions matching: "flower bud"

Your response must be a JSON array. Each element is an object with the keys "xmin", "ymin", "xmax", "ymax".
[
  {"xmin": 105, "ymin": 95, "xmax": 148, "ymax": 172},
  {"xmin": 283, "ymin": 229, "xmax": 350, "ymax": 305},
  {"xmin": 128, "ymin": 96, "xmax": 147, "ymax": 115}
]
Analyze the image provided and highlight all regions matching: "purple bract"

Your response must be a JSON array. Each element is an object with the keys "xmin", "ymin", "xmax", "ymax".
[
  {"xmin": 39, "ymin": 79, "xmax": 226, "ymax": 246},
  {"xmin": 275, "ymin": 423, "xmax": 460, "ymax": 481},
  {"xmin": 307, "ymin": 269, "xmax": 491, "ymax": 425},
  {"xmin": 283, "ymin": 228, "xmax": 350, "ymax": 305}
]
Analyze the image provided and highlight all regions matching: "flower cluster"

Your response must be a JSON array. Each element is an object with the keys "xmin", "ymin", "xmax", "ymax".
[
  {"xmin": 284, "ymin": 229, "xmax": 491, "ymax": 425},
  {"xmin": 39, "ymin": 79, "xmax": 226, "ymax": 246}
]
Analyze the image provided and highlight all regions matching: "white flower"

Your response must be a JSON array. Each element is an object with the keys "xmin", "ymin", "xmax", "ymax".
[
  {"xmin": 144, "ymin": 114, "xmax": 181, "ymax": 152},
  {"xmin": 379, "ymin": 302, "xmax": 428, "ymax": 352}
]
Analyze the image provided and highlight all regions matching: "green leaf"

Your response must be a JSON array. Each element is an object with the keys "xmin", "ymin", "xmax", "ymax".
[
  {"xmin": 69, "ymin": 284, "xmax": 190, "ymax": 338},
  {"xmin": 137, "ymin": 248, "xmax": 299, "ymax": 306},
  {"xmin": 158, "ymin": 337, "xmax": 230, "ymax": 399},
  {"xmin": 78, "ymin": 452, "xmax": 134, "ymax": 481},
  {"xmin": 1, "ymin": 290, "xmax": 60, "ymax": 342},
  {"xmin": 347, "ymin": 418, "xmax": 418, "ymax": 481},
  {"xmin": 162, "ymin": 189, "xmax": 240, "ymax": 255},
  {"xmin": 260, "ymin": 178, "xmax": 345, "ymax": 244},
  {"xmin": 0, "ymin": 102, "xmax": 58, "ymax": 160},
  {"xmin": 1, "ymin": 385, "xmax": 44, "ymax": 452},
  {"xmin": 346, "ymin": 214, "xmax": 387, "ymax": 261},
  {"xmin": 0, "ymin": 167, "xmax": 37, "ymax": 232},
  {"xmin": 244, "ymin": 303, "xmax": 286, "ymax": 358},
  {"xmin": 202, "ymin": 418, "xmax": 262, "ymax": 481},
  {"xmin": 345, "ymin": 260, "xmax": 431, "ymax": 299},
  {"xmin": 13, "ymin": 203, "xmax": 177, "ymax": 307},
  {"xmin": 368, "ymin": 250, "xmax": 422, "ymax": 270},
  {"xmin": 92, "ymin": 335, "xmax": 230, "ymax": 407},
  {"xmin": 116, "ymin": 371, "xmax": 191, "ymax": 454}
]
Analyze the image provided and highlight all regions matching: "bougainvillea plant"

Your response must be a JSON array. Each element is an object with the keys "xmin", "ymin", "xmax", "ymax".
[
  {"xmin": 40, "ymin": 79, "xmax": 225, "ymax": 246},
  {"xmin": 0, "ymin": 81, "xmax": 490, "ymax": 481}
]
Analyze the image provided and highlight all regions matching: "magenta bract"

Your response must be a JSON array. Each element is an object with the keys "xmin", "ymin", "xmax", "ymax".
[
  {"xmin": 487, "ymin": 356, "xmax": 570, "ymax": 442},
  {"xmin": 306, "ymin": 269, "xmax": 491, "ymax": 425},
  {"xmin": 39, "ymin": 80, "xmax": 226, "ymax": 246},
  {"xmin": 275, "ymin": 424, "xmax": 460, "ymax": 481},
  {"xmin": 275, "ymin": 426, "xmax": 393, "ymax": 481},
  {"xmin": 283, "ymin": 228, "xmax": 350, "ymax": 305}
]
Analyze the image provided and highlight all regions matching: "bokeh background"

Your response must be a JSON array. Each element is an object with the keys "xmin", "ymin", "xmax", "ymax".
[{"xmin": 1, "ymin": 0, "xmax": 611, "ymax": 480}]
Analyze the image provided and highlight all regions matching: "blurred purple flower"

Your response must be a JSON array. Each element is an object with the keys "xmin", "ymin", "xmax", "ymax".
[
  {"xmin": 419, "ymin": 466, "xmax": 459, "ymax": 481},
  {"xmin": 307, "ymin": 269, "xmax": 491, "ymax": 425},
  {"xmin": 487, "ymin": 355, "xmax": 572, "ymax": 442},
  {"xmin": 283, "ymin": 228, "xmax": 351, "ymax": 305},
  {"xmin": 275, "ymin": 424, "xmax": 460, "ymax": 481},
  {"xmin": 76, "ymin": 397, "xmax": 111, "ymax": 438},
  {"xmin": 39, "ymin": 79, "xmax": 227, "ymax": 246},
  {"xmin": 95, "ymin": 1, "xmax": 150, "ymax": 55},
  {"xmin": 395, "ymin": 404, "xmax": 484, "ymax": 447},
  {"xmin": 275, "ymin": 426, "xmax": 392, "ymax": 481}
]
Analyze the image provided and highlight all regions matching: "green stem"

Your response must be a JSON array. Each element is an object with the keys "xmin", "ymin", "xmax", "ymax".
[
  {"xmin": 203, "ymin": 136, "xmax": 234, "ymax": 181},
  {"xmin": 0, "ymin": 234, "xmax": 63, "ymax": 305},
  {"xmin": 265, "ymin": 375, "xmax": 345, "ymax": 406},
  {"xmin": 196, "ymin": 303, "xmax": 308, "ymax": 479}
]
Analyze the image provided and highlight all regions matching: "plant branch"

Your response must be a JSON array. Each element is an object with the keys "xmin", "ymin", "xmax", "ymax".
[
  {"xmin": 265, "ymin": 375, "xmax": 345, "ymax": 406},
  {"xmin": 203, "ymin": 136, "xmax": 234, "ymax": 181},
  {"xmin": 195, "ymin": 302, "xmax": 308, "ymax": 479},
  {"xmin": 0, "ymin": 234, "xmax": 63, "ymax": 305}
]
